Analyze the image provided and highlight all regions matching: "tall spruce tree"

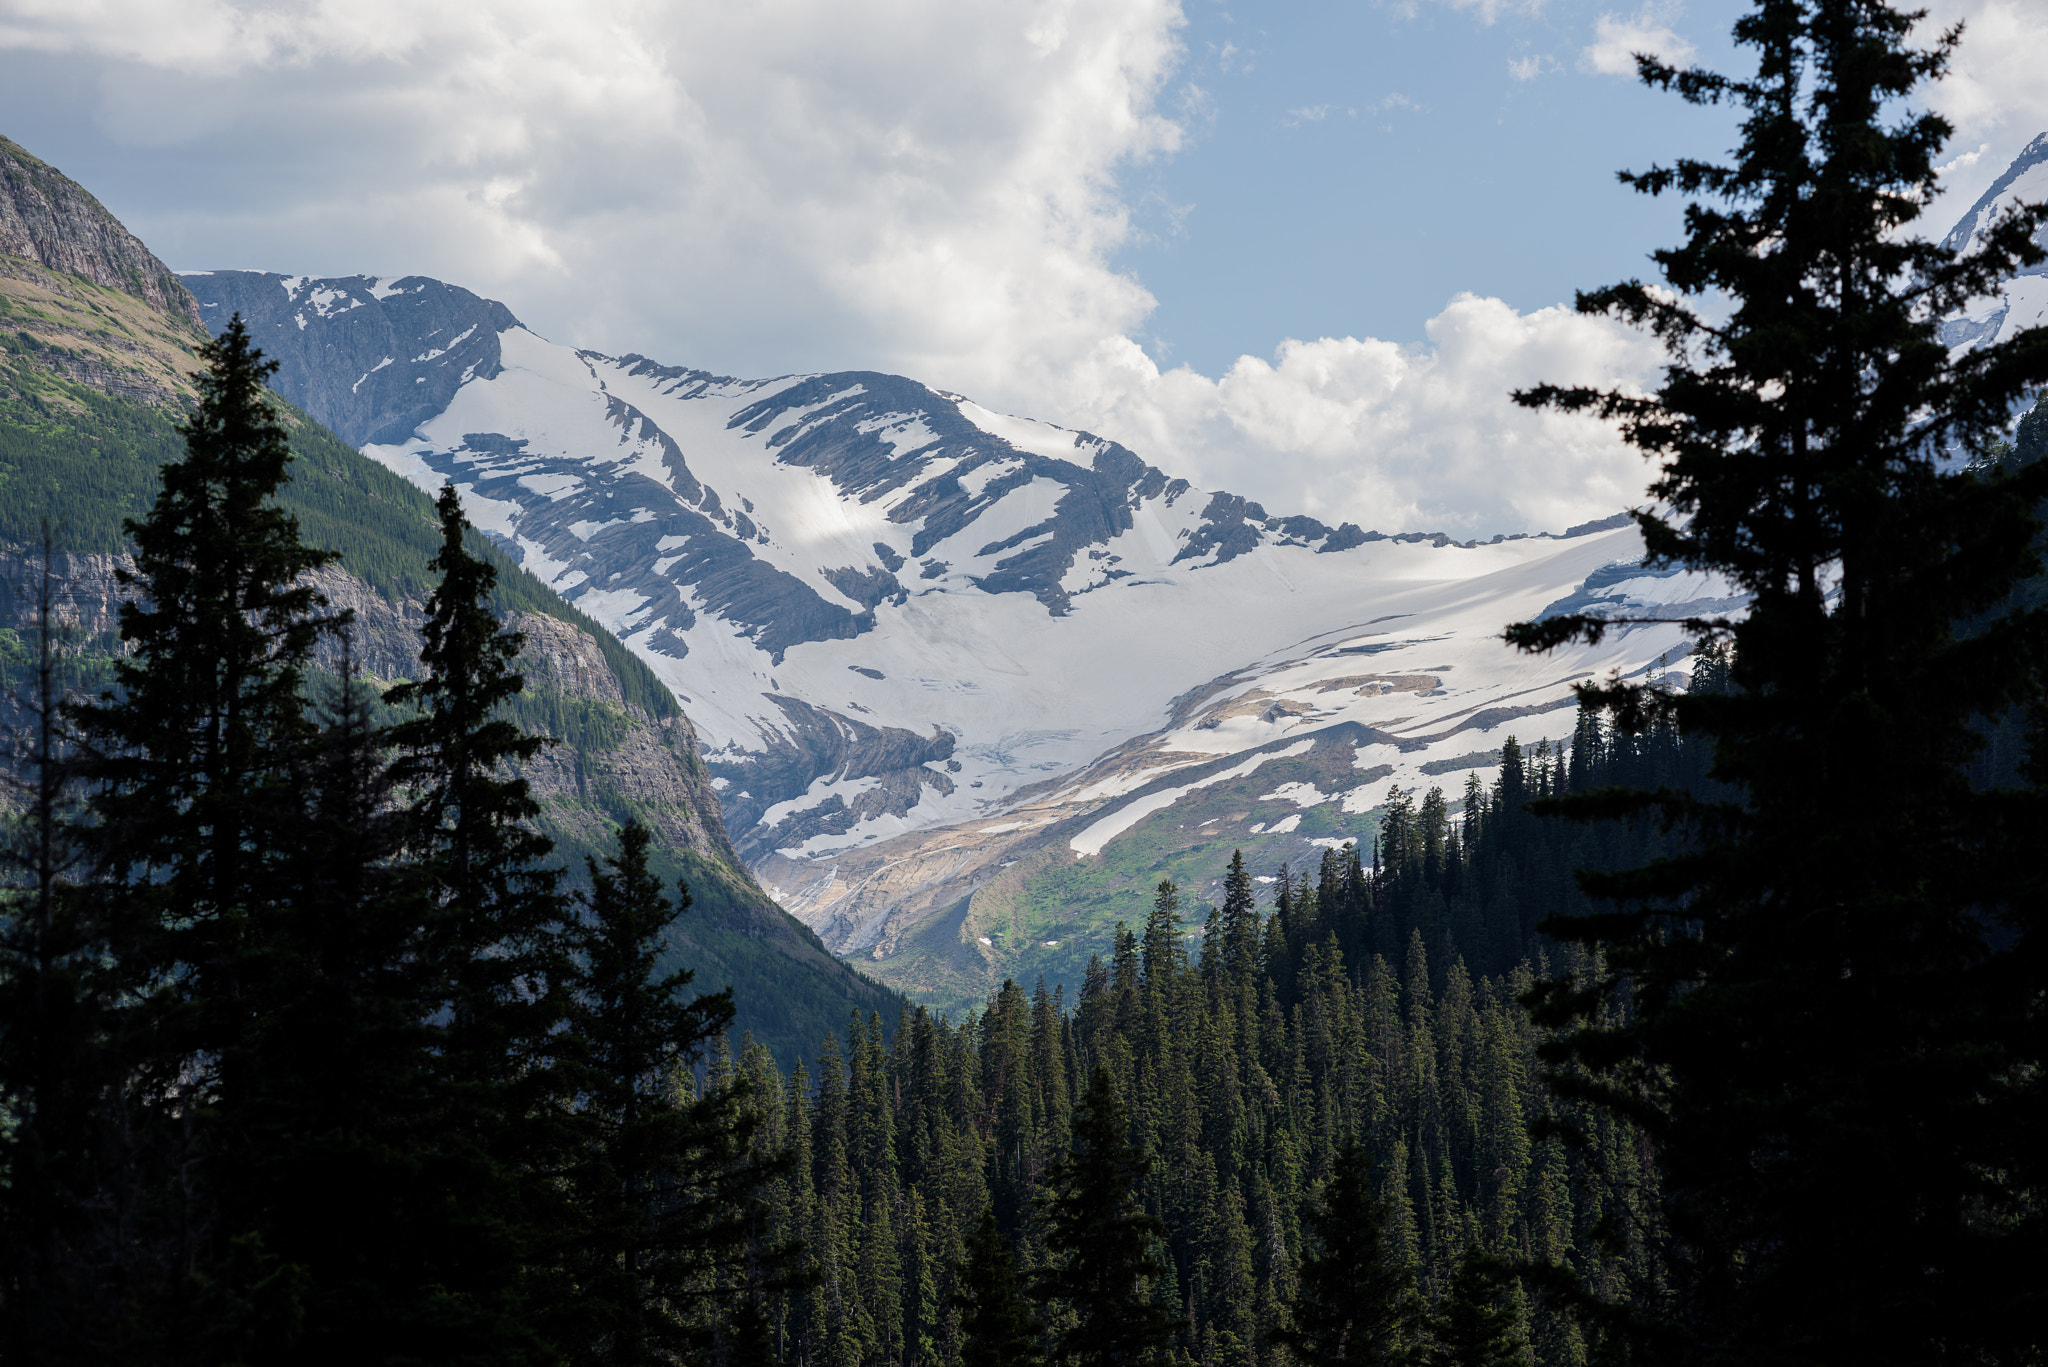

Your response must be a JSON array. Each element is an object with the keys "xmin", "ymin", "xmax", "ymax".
[
  {"xmin": 953, "ymin": 1207, "xmax": 1044, "ymax": 1367},
  {"xmin": 255, "ymin": 651, "xmax": 447, "ymax": 1362},
  {"xmin": 1416, "ymin": 1248, "xmax": 1525, "ymax": 1367},
  {"xmin": 556, "ymin": 820, "xmax": 766, "ymax": 1365},
  {"xmin": 1031, "ymin": 1065, "xmax": 1174, "ymax": 1367},
  {"xmin": 69, "ymin": 316, "xmax": 348, "ymax": 1356},
  {"xmin": 1273, "ymin": 1139, "xmax": 1412, "ymax": 1367},
  {"xmin": 0, "ymin": 533, "xmax": 117, "ymax": 1361},
  {"xmin": 1507, "ymin": 1, "xmax": 2048, "ymax": 1361},
  {"xmin": 384, "ymin": 483, "xmax": 569, "ymax": 1362}
]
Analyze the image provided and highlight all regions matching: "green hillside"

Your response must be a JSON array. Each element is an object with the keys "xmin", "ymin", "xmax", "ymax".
[{"xmin": 0, "ymin": 313, "xmax": 897, "ymax": 1063}]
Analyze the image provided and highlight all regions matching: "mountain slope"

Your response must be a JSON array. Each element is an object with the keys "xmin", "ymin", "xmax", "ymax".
[
  {"xmin": 181, "ymin": 268, "xmax": 1729, "ymax": 1011},
  {"xmin": 1942, "ymin": 132, "xmax": 2048, "ymax": 355},
  {"xmin": 0, "ymin": 133, "xmax": 896, "ymax": 1060}
]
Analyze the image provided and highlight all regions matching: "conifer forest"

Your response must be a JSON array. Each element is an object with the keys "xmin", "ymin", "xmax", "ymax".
[{"xmin": 5, "ymin": 0, "xmax": 2048, "ymax": 1364}]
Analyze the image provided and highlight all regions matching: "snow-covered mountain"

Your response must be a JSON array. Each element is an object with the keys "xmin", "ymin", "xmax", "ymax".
[
  {"xmin": 182, "ymin": 269, "xmax": 1727, "ymax": 1007},
  {"xmin": 1942, "ymin": 132, "xmax": 2048, "ymax": 355}
]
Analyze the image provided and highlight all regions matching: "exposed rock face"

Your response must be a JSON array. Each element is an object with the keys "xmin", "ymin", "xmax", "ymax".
[
  {"xmin": 715, "ymin": 696, "xmax": 955, "ymax": 860},
  {"xmin": 0, "ymin": 136, "xmax": 200, "ymax": 324},
  {"xmin": 0, "ymin": 555, "xmax": 739, "ymax": 882},
  {"xmin": 505, "ymin": 610, "xmax": 742, "ymax": 874},
  {"xmin": 177, "ymin": 272, "xmax": 517, "ymax": 446}
]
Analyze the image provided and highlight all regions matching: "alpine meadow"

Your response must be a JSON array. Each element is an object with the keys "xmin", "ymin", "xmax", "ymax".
[{"xmin": 0, "ymin": 0, "xmax": 2045, "ymax": 1364}]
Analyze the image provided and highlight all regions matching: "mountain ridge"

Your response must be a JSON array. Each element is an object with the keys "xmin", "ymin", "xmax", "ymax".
[{"xmin": 178, "ymin": 268, "xmax": 1720, "ymax": 1011}]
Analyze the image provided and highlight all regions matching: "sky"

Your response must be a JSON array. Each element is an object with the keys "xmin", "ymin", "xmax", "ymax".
[{"xmin": 1, "ymin": 0, "xmax": 2044, "ymax": 536}]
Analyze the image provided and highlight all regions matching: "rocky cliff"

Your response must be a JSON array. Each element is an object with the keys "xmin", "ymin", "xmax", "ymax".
[{"xmin": 0, "ymin": 136, "xmax": 200, "ymax": 325}]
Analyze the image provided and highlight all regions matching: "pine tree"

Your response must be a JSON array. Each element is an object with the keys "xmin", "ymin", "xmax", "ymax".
[
  {"xmin": 1141, "ymin": 879, "xmax": 1186, "ymax": 996},
  {"xmin": 1032, "ymin": 1065, "xmax": 1175, "ymax": 1367},
  {"xmin": 67, "ymin": 316, "xmax": 349, "ymax": 1355},
  {"xmin": 1507, "ymin": 1, "xmax": 2048, "ymax": 1360},
  {"xmin": 1216, "ymin": 851, "xmax": 1260, "ymax": 986},
  {"xmin": 0, "ymin": 532, "xmax": 119, "ymax": 1359},
  {"xmin": 954, "ymin": 1207, "xmax": 1043, "ymax": 1367},
  {"xmin": 1274, "ymin": 1138, "xmax": 1412, "ymax": 1366},
  {"xmin": 383, "ymin": 483, "xmax": 569, "ymax": 1361},
  {"xmin": 246, "ymin": 646, "xmax": 448, "ymax": 1360},
  {"xmin": 1416, "ymin": 1248, "xmax": 1524, "ymax": 1367},
  {"xmin": 554, "ymin": 820, "xmax": 742, "ymax": 1363}
]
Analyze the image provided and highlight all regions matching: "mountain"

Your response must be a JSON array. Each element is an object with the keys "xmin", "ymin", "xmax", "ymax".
[
  {"xmin": 1941, "ymin": 132, "xmax": 2048, "ymax": 354},
  {"xmin": 183, "ymin": 271, "xmax": 1729, "ymax": 1013},
  {"xmin": 0, "ymin": 134, "xmax": 897, "ymax": 1059}
]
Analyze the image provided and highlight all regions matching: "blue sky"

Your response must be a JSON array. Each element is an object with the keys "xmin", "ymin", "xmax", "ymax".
[
  {"xmin": 1118, "ymin": 0, "xmax": 1743, "ymax": 372},
  {"xmin": 0, "ymin": 0, "xmax": 2038, "ymax": 533}
]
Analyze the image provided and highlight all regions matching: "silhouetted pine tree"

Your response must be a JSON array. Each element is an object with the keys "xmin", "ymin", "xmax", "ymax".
[
  {"xmin": 556, "ymin": 820, "xmax": 777, "ymax": 1365},
  {"xmin": 1508, "ymin": 0, "xmax": 2048, "ymax": 1360},
  {"xmin": 1417, "ymin": 1248, "xmax": 1525, "ymax": 1367},
  {"xmin": 0, "ymin": 532, "xmax": 120, "ymax": 1362},
  {"xmin": 954, "ymin": 1207, "xmax": 1043, "ymax": 1367},
  {"xmin": 384, "ymin": 483, "xmax": 569, "ymax": 1363},
  {"xmin": 69, "ymin": 316, "xmax": 348, "ymax": 1358}
]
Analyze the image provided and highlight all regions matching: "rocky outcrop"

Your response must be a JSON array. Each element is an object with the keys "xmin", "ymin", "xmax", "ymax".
[
  {"xmin": 178, "ymin": 272, "xmax": 518, "ymax": 446},
  {"xmin": 0, "ymin": 136, "xmax": 200, "ymax": 323},
  {"xmin": 0, "ymin": 254, "xmax": 207, "ymax": 410},
  {"xmin": 507, "ymin": 611, "xmax": 743, "ymax": 872},
  {"xmin": 0, "ymin": 555, "xmax": 740, "ymax": 884}
]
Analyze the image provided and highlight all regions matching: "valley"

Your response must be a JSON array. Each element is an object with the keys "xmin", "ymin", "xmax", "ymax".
[{"xmin": 181, "ymin": 270, "xmax": 1734, "ymax": 1011}]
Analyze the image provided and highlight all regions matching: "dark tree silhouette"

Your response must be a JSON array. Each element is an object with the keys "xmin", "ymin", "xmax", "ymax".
[{"xmin": 1507, "ymin": 1, "xmax": 2048, "ymax": 1361}]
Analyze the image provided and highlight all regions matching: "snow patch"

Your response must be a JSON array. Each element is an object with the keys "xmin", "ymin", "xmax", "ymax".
[
  {"xmin": 351, "ymin": 357, "xmax": 393, "ymax": 394},
  {"xmin": 1260, "ymin": 780, "xmax": 1330, "ymax": 807},
  {"xmin": 1071, "ymin": 740, "xmax": 1316, "ymax": 858}
]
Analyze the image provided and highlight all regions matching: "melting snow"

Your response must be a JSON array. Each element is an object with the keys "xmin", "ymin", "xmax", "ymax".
[
  {"xmin": 1071, "ymin": 740, "xmax": 1317, "ymax": 858},
  {"xmin": 351, "ymin": 357, "xmax": 394, "ymax": 394}
]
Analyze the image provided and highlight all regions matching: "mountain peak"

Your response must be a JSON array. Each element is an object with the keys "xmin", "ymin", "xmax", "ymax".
[
  {"xmin": 0, "ymin": 134, "xmax": 201, "ymax": 323},
  {"xmin": 1939, "ymin": 133, "xmax": 2048, "ymax": 354}
]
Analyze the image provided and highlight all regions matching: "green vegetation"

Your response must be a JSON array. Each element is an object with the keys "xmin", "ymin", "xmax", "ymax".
[
  {"xmin": 873, "ymin": 744, "xmax": 1387, "ymax": 1015},
  {"xmin": 0, "ymin": 356, "xmax": 677, "ymax": 718},
  {"xmin": 712, "ymin": 709, "xmax": 1695, "ymax": 1367},
  {"xmin": 0, "ymin": 331, "xmax": 786, "ymax": 1358}
]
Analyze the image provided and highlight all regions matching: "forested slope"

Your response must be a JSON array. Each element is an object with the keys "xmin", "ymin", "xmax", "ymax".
[
  {"xmin": 0, "ymin": 132, "xmax": 897, "ymax": 1061},
  {"xmin": 706, "ymin": 697, "xmax": 1721, "ymax": 1367}
]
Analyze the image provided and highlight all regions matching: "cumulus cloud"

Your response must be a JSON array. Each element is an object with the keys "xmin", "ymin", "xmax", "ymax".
[
  {"xmin": 1914, "ymin": 0, "xmax": 2048, "ymax": 212},
  {"xmin": 0, "ymin": 0, "xmax": 1185, "ymax": 394},
  {"xmin": 7, "ymin": 0, "xmax": 2040, "ymax": 540},
  {"xmin": 1581, "ymin": 3, "xmax": 1697, "ymax": 76},
  {"xmin": 1056, "ymin": 294, "xmax": 1663, "ymax": 537}
]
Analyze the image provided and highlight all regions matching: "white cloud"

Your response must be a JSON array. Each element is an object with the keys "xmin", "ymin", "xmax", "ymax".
[
  {"xmin": 1935, "ymin": 142, "xmax": 1991, "ymax": 179},
  {"xmin": 1284, "ymin": 104, "xmax": 1331, "ymax": 125},
  {"xmin": 1431, "ymin": 0, "xmax": 1547, "ymax": 28},
  {"xmin": 0, "ymin": 0, "xmax": 1187, "ymax": 398},
  {"xmin": 1507, "ymin": 53, "xmax": 1557, "ymax": 81},
  {"xmin": 1581, "ymin": 3, "xmax": 1697, "ymax": 76},
  {"xmin": 1048, "ymin": 293, "xmax": 1663, "ymax": 537},
  {"xmin": 1913, "ymin": 1, "xmax": 2048, "ymax": 213},
  {"xmin": 9, "ymin": 0, "xmax": 2042, "ymax": 543}
]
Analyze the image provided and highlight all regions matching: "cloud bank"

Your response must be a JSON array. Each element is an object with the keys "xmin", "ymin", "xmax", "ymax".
[{"xmin": 0, "ymin": 0, "xmax": 2039, "ymax": 536}]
